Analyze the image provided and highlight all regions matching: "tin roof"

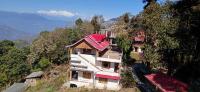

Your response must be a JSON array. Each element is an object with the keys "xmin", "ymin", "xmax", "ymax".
[
  {"xmin": 25, "ymin": 71, "xmax": 44, "ymax": 79},
  {"xmin": 66, "ymin": 34, "xmax": 110, "ymax": 51},
  {"xmin": 145, "ymin": 73, "xmax": 188, "ymax": 92}
]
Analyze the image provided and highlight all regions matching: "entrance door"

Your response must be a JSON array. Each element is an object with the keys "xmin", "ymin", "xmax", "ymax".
[
  {"xmin": 114, "ymin": 63, "xmax": 119, "ymax": 73},
  {"xmin": 72, "ymin": 71, "xmax": 78, "ymax": 80}
]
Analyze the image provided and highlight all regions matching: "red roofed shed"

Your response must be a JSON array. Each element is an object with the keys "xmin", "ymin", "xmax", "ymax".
[{"xmin": 145, "ymin": 73, "xmax": 188, "ymax": 92}]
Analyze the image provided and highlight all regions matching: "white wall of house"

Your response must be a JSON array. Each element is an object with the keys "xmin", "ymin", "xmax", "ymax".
[
  {"xmin": 79, "ymin": 54, "xmax": 96, "ymax": 65},
  {"xmin": 70, "ymin": 46, "xmax": 121, "ymax": 90},
  {"xmin": 77, "ymin": 71, "xmax": 93, "ymax": 83},
  {"xmin": 70, "ymin": 71, "xmax": 94, "ymax": 88},
  {"xmin": 71, "ymin": 54, "xmax": 99, "ymax": 72},
  {"xmin": 96, "ymin": 61, "xmax": 119, "ymax": 73},
  {"xmin": 95, "ymin": 78, "xmax": 120, "ymax": 90}
]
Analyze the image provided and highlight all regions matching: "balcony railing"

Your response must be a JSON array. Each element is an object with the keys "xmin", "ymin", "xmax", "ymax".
[{"xmin": 96, "ymin": 57, "xmax": 121, "ymax": 63}]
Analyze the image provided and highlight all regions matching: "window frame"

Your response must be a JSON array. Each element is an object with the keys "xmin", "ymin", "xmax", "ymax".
[
  {"xmin": 98, "ymin": 78, "xmax": 108, "ymax": 83},
  {"xmin": 82, "ymin": 71, "xmax": 92, "ymax": 79},
  {"xmin": 102, "ymin": 62, "xmax": 111, "ymax": 69}
]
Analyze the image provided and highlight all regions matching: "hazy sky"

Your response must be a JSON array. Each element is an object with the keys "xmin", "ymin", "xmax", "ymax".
[{"xmin": 0, "ymin": 0, "xmax": 146, "ymax": 20}]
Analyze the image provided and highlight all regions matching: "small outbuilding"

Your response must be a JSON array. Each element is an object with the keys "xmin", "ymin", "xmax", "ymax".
[{"xmin": 25, "ymin": 71, "xmax": 44, "ymax": 86}]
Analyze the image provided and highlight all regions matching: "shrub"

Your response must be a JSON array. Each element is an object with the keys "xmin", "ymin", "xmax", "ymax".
[{"xmin": 39, "ymin": 57, "xmax": 51, "ymax": 70}]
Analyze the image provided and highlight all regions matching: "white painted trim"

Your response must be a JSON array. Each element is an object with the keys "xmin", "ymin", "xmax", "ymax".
[{"xmin": 97, "ymin": 57, "xmax": 121, "ymax": 63}]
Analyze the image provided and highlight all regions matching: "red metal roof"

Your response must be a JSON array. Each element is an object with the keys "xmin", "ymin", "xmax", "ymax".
[
  {"xmin": 66, "ymin": 34, "xmax": 109, "ymax": 51},
  {"xmin": 145, "ymin": 73, "xmax": 188, "ymax": 92},
  {"xmin": 89, "ymin": 34, "xmax": 106, "ymax": 42},
  {"xmin": 96, "ymin": 74, "xmax": 120, "ymax": 80},
  {"xmin": 84, "ymin": 34, "xmax": 109, "ymax": 51}
]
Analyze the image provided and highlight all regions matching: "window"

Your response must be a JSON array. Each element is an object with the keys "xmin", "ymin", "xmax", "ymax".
[
  {"xmin": 83, "ymin": 72, "xmax": 91, "ymax": 79},
  {"xmin": 99, "ymin": 78, "xmax": 108, "ymax": 83},
  {"xmin": 83, "ymin": 49, "xmax": 92, "ymax": 54},
  {"xmin": 135, "ymin": 47, "xmax": 138, "ymax": 52},
  {"xmin": 102, "ymin": 62, "xmax": 110, "ymax": 69}
]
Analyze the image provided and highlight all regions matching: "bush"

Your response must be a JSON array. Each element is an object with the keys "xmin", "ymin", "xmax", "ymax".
[
  {"xmin": 39, "ymin": 57, "xmax": 51, "ymax": 70},
  {"xmin": 120, "ymin": 70, "xmax": 136, "ymax": 88}
]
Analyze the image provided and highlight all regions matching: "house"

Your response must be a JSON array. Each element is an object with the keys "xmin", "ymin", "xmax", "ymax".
[
  {"xmin": 100, "ymin": 28, "xmax": 117, "ymax": 46},
  {"xmin": 25, "ymin": 71, "xmax": 44, "ymax": 86},
  {"xmin": 66, "ymin": 34, "xmax": 122, "ymax": 90},
  {"xmin": 132, "ymin": 30, "xmax": 145, "ymax": 53}
]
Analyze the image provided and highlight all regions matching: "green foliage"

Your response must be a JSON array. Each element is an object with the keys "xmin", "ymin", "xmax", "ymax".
[
  {"xmin": 26, "ymin": 71, "xmax": 67, "ymax": 92},
  {"xmin": 75, "ymin": 18, "xmax": 83, "ymax": 28},
  {"xmin": 91, "ymin": 15, "xmax": 104, "ymax": 33},
  {"xmin": 0, "ymin": 40, "xmax": 31, "ymax": 89},
  {"xmin": 0, "ymin": 40, "xmax": 15, "ymax": 47},
  {"xmin": 141, "ymin": 1, "xmax": 179, "ymax": 68},
  {"xmin": 28, "ymin": 28, "xmax": 83, "ymax": 70},
  {"xmin": 38, "ymin": 57, "xmax": 50, "ymax": 70},
  {"xmin": 116, "ymin": 33, "xmax": 132, "ymax": 53},
  {"xmin": 116, "ymin": 33, "xmax": 132, "ymax": 63},
  {"xmin": 79, "ymin": 21, "xmax": 94, "ymax": 35},
  {"xmin": 130, "ymin": 52, "xmax": 141, "ymax": 61},
  {"xmin": 122, "ymin": 13, "xmax": 130, "ymax": 24},
  {"xmin": 120, "ymin": 70, "xmax": 136, "ymax": 88},
  {"xmin": 14, "ymin": 40, "xmax": 30, "ymax": 48}
]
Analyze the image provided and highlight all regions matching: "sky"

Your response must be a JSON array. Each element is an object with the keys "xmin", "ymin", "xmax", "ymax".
[{"xmin": 0, "ymin": 0, "xmax": 145, "ymax": 20}]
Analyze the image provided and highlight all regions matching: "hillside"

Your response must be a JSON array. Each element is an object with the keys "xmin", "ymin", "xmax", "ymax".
[
  {"xmin": 0, "ymin": 11, "xmax": 73, "ymax": 40},
  {"xmin": 0, "ymin": 25, "xmax": 30, "ymax": 40}
]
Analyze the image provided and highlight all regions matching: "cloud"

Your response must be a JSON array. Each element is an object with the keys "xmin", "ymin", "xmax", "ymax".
[{"xmin": 37, "ymin": 10, "xmax": 76, "ymax": 17}]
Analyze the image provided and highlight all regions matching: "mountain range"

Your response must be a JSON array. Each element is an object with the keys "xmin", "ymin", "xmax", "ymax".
[{"xmin": 0, "ymin": 11, "xmax": 74, "ymax": 40}]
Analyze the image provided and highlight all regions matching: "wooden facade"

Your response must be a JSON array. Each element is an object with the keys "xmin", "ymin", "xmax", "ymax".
[{"xmin": 74, "ymin": 40, "xmax": 94, "ymax": 49}]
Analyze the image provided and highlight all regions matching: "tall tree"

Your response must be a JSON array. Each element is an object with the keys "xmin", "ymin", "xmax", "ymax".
[
  {"xmin": 143, "ymin": 0, "xmax": 157, "ymax": 9},
  {"xmin": 116, "ymin": 32, "xmax": 132, "ymax": 64},
  {"xmin": 122, "ymin": 13, "xmax": 130, "ymax": 24},
  {"xmin": 80, "ymin": 21, "xmax": 94, "ymax": 35},
  {"xmin": 28, "ymin": 28, "xmax": 83, "ymax": 69},
  {"xmin": 91, "ymin": 15, "xmax": 102, "ymax": 33},
  {"xmin": 75, "ymin": 18, "xmax": 83, "ymax": 28},
  {"xmin": 171, "ymin": 0, "xmax": 200, "ymax": 88},
  {"xmin": 142, "ymin": 1, "xmax": 179, "ymax": 68}
]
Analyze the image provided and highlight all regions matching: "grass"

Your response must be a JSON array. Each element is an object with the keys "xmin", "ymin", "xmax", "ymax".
[
  {"xmin": 26, "ymin": 64, "xmax": 141, "ymax": 92},
  {"xmin": 60, "ymin": 88, "xmax": 140, "ymax": 92},
  {"xmin": 26, "ymin": 64, "xmax": 69, "ymax": 92},
  {"xmin": 130, "ymin": 52, "xmax": 142, "ymax": 61}
]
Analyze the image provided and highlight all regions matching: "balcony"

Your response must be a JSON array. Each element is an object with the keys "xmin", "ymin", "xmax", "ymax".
[{"xmin": 97, "ymin": 49, "xmax": 122, "ymax": 63}]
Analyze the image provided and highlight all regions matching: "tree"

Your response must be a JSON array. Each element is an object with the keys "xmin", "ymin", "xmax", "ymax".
[
  {"xmin": 122, "ymin": 13, "xmax": 130, "ymax": 24},
  {"xmin": 75, "ymin": 18, "xmax": 83, "ymax": 28},
  {"xmin": 142, "ymin": 1, "xmax": 179, "ymax": 68},
  {"xmin": 79, "ymin": 21, "xmax": 94, "ymax": 35},
  {"xmin": 0, "ymin": 40, "xmax": 30, "ymax": 89},
  {"xmin": 28, "ymin": 28, "xmax": 83, "ymax": 70},
  {"xmin": 91, "ymin": 15, "xmax": 103, "ymax": 33},
  {"xmin": 116, "ymin": 32, "xmax": 132, "ymax": 64},
  {"xmin": 143, "ymin": 0, "xmax": 157, "ymax": 9},
  {"xmin": 38, "ymin": 57, "xmax": 50, "ymax": 70},
  {"xmin": 169, "ymin": 0, "xmax": 200, "ymax": 86}
]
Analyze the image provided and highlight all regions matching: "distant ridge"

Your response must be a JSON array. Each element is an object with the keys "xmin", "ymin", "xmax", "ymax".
[{"xmin": 0, "ymin": 11, "xmax": 73, "ymax": 40}]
